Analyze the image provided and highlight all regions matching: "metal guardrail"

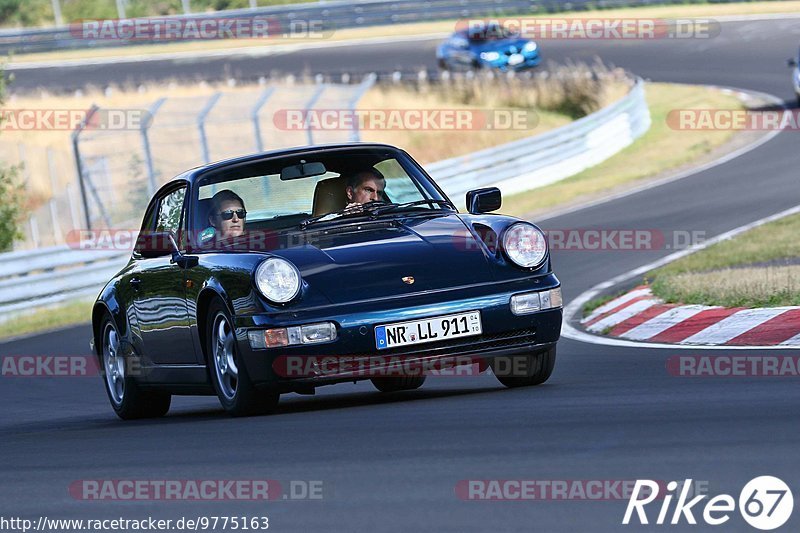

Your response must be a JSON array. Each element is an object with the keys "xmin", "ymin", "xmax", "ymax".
[
  {"xmin": 0, "ymin": 0, "xmax": 785, "ymax": 55},
  {"xmin": 0, "ymin": 78, "xmax": 650, "ymax": 322},
  {"xmin": 0, "ymin": 245, "xmax": 127, "ymax": 321}
]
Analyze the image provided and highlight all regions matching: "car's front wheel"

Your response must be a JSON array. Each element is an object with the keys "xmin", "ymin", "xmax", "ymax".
[
  {"xmin": 206, "ymin": 300, "xmax": 279, "ymax": 417},
  {"xmin": 99, "ymin": 313, "xmax": 171, "ymax": 420},
  {"xmin": 493, "ymin": 346, "xmax": 556, "ymax": 388},
  {"xmin": 371, "ymin": 375, "xmax": 426, "ymax": 393}
]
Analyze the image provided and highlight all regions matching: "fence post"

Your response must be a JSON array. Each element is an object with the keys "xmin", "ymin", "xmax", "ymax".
[
  {"xmin": 304, "ymin": 85, "xmax": 326, "ymax": 146},
  {"xmin": 29, "ymin": 216, "xmax": 39, "ymax": 249},
  {"xmin": 46, "ymin": 148, "xmax": 63, "ymax": 244},
  {"xmin": 197, "ymin": 92, "xmax": 222, "ymax": 164},
  {"xmin": 141, "ymin": 97, "xmax": 166, "ymax": 195},
  {"xmin": 348, "ymin": 73, "xmax": 376, "ymax": 142},
  {"xmin": 251, "ymin": 87, "xmax": 276, "ymax": 153},
  {"xmin": 71, "ymin": 104, "xmax": 99, "ymax": 231}
]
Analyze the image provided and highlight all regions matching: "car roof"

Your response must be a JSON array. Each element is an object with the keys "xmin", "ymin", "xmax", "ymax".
[{"xmin": 171, "ymin": 142, "xmax": 406, "ymax": 185}]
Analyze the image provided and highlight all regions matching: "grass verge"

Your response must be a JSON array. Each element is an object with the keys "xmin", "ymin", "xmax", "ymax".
[
  {"xmin": 0, "ymin": 299, "xmax": 92, "ymax": 341},
  {"xmin": 501, "ymin": 82, "xmax": 745, "ymax": 218},
  {"xmin": 7, "ymin": 0, "xmax": 800, "ymax": 63},
  {"xmin": 645, "ymin": 213, "xmax": 800, "ymax": 308}
]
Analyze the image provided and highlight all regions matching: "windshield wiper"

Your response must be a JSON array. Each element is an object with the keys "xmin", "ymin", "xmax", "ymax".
[
  {"xmin": 368, "ymin": 199, "xmax": 455, "ymax": 217},
  {"xmin": 300, "ymin": 200, "xmax": 389, "ymax": 229}
]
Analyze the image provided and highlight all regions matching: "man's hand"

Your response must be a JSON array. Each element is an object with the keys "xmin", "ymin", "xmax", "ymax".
[{"xmin": 344, "ymin": 202, "xmax": 364, "ymax": 212}]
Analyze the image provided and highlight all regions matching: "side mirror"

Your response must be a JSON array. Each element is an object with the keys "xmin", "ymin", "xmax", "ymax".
[
  {"xmin": 788, "ymin": 58, "xmax": 798, "ymax": 68},
  {"xmin": 135, "ymin": 231, "xmax": 179, "ymax": 258},
  {"xmin": 466, "ymin": 187, "xmax": 502, "ymax": 214}
]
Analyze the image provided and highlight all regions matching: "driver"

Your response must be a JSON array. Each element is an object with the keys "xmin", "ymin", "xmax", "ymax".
[
  {"xmin": 345, "ymin": 169, "xmax": 386, "ymax": 209},
  {"xmin": 208, "ymin": 190, "xmax": 246, "ymax": 239}
]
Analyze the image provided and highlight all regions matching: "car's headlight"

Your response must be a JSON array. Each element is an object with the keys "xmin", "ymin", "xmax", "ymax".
[
  {"xmin": 255, "ymin": 257, "xmax": 301, "ymax": 303},
  {"xmin": 502, "ymin": 223, "xmax": 548, "ymax": 268},
  {"xmin": 523, "ymin": 41, "xmax": 538, "ymax": 52},
  {"xmin": 480, "ymin": 51, "xmax": 501, "ymax": 61}
]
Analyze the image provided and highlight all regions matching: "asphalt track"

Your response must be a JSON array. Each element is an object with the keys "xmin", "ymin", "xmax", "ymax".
[{"xmin": 2, "ymin": 17, "xmax": 800, "ymax": 533}]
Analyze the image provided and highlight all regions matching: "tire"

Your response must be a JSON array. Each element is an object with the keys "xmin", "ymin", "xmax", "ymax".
[
  {"xmin": 493, "ymin": 346, "xmax": 556, "ymax": 388},
  {"xmin": 371, "ymin": 375, "xmax": 426, "ymax": 393},
  {"xmin": 98, "ymin": 313, "xmax": 171, "ymax": 420},
  {"xmin": 206, "ymin": 299, "xmax": 279, "ymax": 417}
]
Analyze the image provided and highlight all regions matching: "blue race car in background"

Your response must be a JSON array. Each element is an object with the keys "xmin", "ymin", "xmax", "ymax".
[{"xmin": 437, "ymin": 22, "xmax": 540, "ymax": 71}]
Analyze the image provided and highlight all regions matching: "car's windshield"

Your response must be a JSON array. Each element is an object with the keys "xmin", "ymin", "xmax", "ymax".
[
  {"xmin": 466, "ymin": 25, "xmax": 518, "ymax": 42},
  {"xmin": 192, "ymin": 147, "xmax": 452, "ymax": 244}
]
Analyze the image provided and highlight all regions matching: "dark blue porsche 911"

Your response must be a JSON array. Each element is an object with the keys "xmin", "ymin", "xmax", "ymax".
[
  {"xmin": 91, "ymin": 143, "xmax": 561, "ymax": 418},
  {"xmin": 437, "ymin": 22, "xmax": 540, "ymax": 71}
]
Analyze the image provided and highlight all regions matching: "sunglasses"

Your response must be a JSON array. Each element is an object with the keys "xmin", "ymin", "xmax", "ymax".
[{"xmin": 217, "ymin": 209, "xmax": 246, "ymax": 221}]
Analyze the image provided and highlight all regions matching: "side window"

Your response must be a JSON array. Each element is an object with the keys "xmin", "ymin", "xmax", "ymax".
[{"xmin": 155, "ymin": 187, "xmax": 186, "ymax": 237}]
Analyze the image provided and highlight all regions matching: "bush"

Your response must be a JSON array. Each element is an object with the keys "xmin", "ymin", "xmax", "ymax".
[
  {"xmin": 0, "ymin": 166, "xmax": 23, "ymax": 252},
  {"xmin": 0, "ymin": 70, "xmax": 23, "ymax": 252},
  {"xmin": 415, "ymin": 59, "xmax": 631, "ymax": 119}
]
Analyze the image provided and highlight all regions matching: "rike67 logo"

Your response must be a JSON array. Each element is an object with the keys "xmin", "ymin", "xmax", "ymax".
[{"xmin": 623, "ymin": 476, "xmax": 793, "ymax": 530}]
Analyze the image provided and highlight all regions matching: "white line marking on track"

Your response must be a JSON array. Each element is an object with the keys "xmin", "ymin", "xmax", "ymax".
[
  {"xmin": 621, "ymin": 305, "xmax": 715, "ymax": 341},
  {"xmin": 582, "ymin": 287, "xmax": 652, "ymax": 324},
  {"xmin": 680, "ymin": 308, "xmax": 793, "ymax": 345},
  {"xmin": 586, "ymin": 299, "xmax": 659, "ymax": 333}
]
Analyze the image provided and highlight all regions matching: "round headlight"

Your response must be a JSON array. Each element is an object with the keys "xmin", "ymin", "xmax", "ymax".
[
  {"xmin": 255, "ymin": 257, "xmax": 301, "ymax": 303},
  {"xmin": 502, "ymin": 223, "xmax": 548, "ymax": 268}
]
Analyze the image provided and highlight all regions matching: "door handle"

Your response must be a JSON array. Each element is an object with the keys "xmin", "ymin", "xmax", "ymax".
[{"xmin": 129, "ymin": 277, "xmax": 142, "ymax": 290}]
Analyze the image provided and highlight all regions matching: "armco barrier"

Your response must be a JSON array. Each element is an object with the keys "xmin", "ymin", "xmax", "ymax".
[
  {"xmin": 0, "ymin": 78, "xmax": 650, "ymax": 323},
  {"xmin": 431, "ymin": 77, "xmax": 650, "ymax": 206}
]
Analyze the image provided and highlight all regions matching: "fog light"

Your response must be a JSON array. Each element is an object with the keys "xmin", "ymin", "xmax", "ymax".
[
  {"xmin": 301, "ymin": 322, "xmax": 337, "ymax": 344},
  {"xmin": 247, "ymin": 330, "xmax": 266, "ymax": 350},
  {"xmin": 264, "ymin": 328, "xmax": 289, "ymax": 348},
  {"xmin": 511, "ymin": 292, "xmax": 541, "ymax": 315}
]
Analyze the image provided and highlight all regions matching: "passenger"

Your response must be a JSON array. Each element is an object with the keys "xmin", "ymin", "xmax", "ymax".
[{"xmin": 208, "ymin": 190, "xmax": 246, "ymax": 239}]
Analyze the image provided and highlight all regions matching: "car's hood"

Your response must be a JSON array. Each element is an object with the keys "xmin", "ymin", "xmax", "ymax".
[{"xmin": 274, "ymin": 214, "xmax": 494, "ymax": 303}]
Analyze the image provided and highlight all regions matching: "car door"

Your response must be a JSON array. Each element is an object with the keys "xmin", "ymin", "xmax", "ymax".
[{"xmin": 131, "ymin": 185, "xmax": 197, "ymax": 365}]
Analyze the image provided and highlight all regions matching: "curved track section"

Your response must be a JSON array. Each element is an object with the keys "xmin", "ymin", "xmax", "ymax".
[{"xmin": 2, "ymin": 18, "xmax": 800, "ymax": 532}]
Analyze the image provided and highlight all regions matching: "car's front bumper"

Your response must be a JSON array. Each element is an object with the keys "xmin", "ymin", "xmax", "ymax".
[
  {"xmin": 234, "ymin": 274, "xmax": 562, "ymax": 387},
  {"xmin": 484, "ymin": 54, "xmax": 541, "ymax": 71}
]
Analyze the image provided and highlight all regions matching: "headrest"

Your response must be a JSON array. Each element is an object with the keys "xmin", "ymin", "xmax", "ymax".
[{"xmin": 312, "ymin": 176, "xmax": 348, "ymax": 217}]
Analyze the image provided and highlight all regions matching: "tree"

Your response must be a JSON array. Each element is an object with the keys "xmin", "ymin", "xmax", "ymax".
[{"xmin": 0, "ymin": 69, "xmax": 24, "ymax": 252}]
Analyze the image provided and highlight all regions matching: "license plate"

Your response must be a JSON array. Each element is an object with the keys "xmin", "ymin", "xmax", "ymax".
[
  {"xmin": 508, "ymin": 53, "xmax": 524, "ymax": 66},
  {"xmin": 375, "ymin": 311, "xmax": 482, "ymax": 350}
]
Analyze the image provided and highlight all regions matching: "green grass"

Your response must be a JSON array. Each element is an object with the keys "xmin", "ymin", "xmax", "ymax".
[
  {"xmin": 0, "ymin": 299, "xmax": 92, "ymax": 341},
  {"xmin": 502, "ymin": 82, "xmax": 744, "ymax": 218},
  {"xmin": 646, "ymin": 213, "xmax": 800, "ymax": 308},
  {"xmin": 582, "ymin": 292, "xmax": 621, "ymax": 317}
]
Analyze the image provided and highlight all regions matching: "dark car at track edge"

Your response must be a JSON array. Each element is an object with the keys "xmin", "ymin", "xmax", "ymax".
[{"xmin": 90, "ymin": 143, "xmax": 562, "ymax": 419}]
